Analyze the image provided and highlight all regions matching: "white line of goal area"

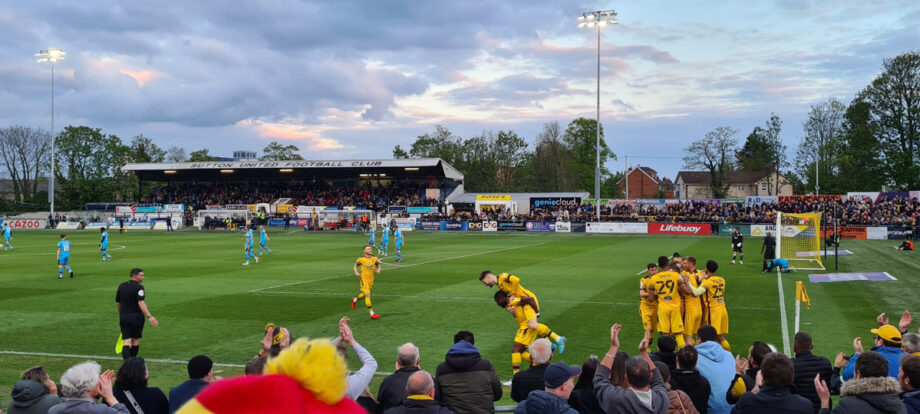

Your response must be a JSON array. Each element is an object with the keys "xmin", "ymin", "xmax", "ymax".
[
  {"xmin": 0, "ymin": 350, "xmax": 396, "ymax": 377},
  {"xmin": 248, "ymin": 243, "xmax": 546, "ymax": 293},
  {"xmin": 776, "ymin": 269, "xmax": 791, "ymax": 356}
]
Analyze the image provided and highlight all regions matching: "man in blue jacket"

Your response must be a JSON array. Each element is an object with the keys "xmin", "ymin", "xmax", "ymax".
[
  {"xmin": 169, "ymin": 355, "xmax": 215, "ymax": 413},
  {"xmin": 843, "ymin": 324, "xmax": 908, "ymax": 381},
  {"xmin": 695, "ymin": 325, "xmax": 735, "ymax": 414}
]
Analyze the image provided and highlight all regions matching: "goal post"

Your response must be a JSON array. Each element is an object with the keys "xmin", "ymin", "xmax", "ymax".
[{"xmin": 776, "ymin": 211, "xmax": 825, "ymax": 270}]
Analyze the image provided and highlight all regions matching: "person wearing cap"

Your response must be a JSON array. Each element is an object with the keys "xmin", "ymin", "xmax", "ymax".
[
  {"xmin": 594, "ymin": 324, "xmax": 669, "ymax": 414},
  {"xmin": 513, "ymin": 362, "xmax": 580, "ymax": 413},
  {"xmin": 842, "ymin": 325, "xmax": 909, "ymax": 381},
  {"xmin": 169, "ymin": 356, "xmax": 216, "ymax": 413}
]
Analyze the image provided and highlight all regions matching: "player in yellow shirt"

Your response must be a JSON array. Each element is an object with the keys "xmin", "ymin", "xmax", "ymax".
[
  {"xmin": 649, "ymin": 258, "xmax": 692, "ymax": 348},
  {"xmin": 639, "ymin": 262, "xmax": 659, "ymax": 338},
  {"xmin": 680, "ymin": 256, "xmax": 707, "ymax": 346},
  {"xmin": 700, "ymin": 259, "xmax": 730, "ymax": 351},
  {"xmin": 480, "ymin": 270, "xmax": 540, "ymax": 312},
  {"xmin": 352, "ymin": 245, "xmax": 381, "ymax": 320},
  {"xmin": 493, "ymin": 290, "xmax": 566, "ymax": 380}
]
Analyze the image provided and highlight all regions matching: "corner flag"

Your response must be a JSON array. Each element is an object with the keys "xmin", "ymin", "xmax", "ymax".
[{"xmin": 795, "ymin": 281, "xmax": 811, "ymax": 309}]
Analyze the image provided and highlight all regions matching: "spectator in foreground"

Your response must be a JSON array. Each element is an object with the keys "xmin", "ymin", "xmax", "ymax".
[
  {"xmin": 113, "ymin": 358, "xmax": 169, "ymax": 414},
  {"xmin": 651, "ymin": 336, "xmax": 679, "ymax": 372},
  {"xmin": 792, "ymin": 332, "xmax": 833, "ymax": 412},
  {"xmin": 514, "ymin": 362, "xmax": 580, "ymax": 414},
  {"xmin": 169, "ymin": 355, "xmax": 215, "ymax": 413},
  {"xmin": 258, "ymin": 323, "xmax": 291, "ymax": 358},
  {"xmin": 49, "ymin": 361, "xmax": 130, "ymax": 414},
  {"xmin": 731, "ymin": 353, "xmax": 813, "ymax": 413},
  {"xmin": 567, "ymin": 356, "xmax": 601, "ymax": 414},
  {"xmin": 378, "ymin": 343, "xmax": 422, "ymax": 411},
  {"xmin": 903, "ymin": 333, "xmax": 920, "ymax": 357},
  {"xmin": 435, "ymin": 331, "xmax": 502, "ymax": 414},
  {"xmin": 244, "ymin": 356, "xmax": 266, "ymax": 375},
  {"xmin": 175, "ymin": 338, "xmax": 364, "ymax": 413},
  {"xmin": 594, "ymin": 324, "xmax": 669, "ymax": 413},
  {"xmin": 384, "ymin": 371, "xmax": 452, "ymax": 414},
  {"xmin": 670, "ymin": 345, "xmax": 711, "ymax": 414},
  {"xmin": 332, "ymin": 317, "xmax": 378, "ymax": 400},
  {"xmin": 900, "ymin": 356, "xmax": 920, "ymax": 414},
  {"xmin": 816, "ymin": 350, "xmax": 905, "ymax": 414},
  {"xmin": 695, "ymin": 325, "xmax": 735, "ymax": 414},
  {"xmin": 726, "ymin": 342, "xmax": 774, "ymax": 404},
  {"xmin": 7, "ymin": 366, "xmax": 63, "ymax": 414},
  {"xmin": 512, "ymin": 339, "xmax": 553, "ymax": 402},
  {"xmin": 654, "ymin": 361, "xmax": 698, "ymax": 414},
  {"xmin": 843, "ymin": 324, "xmax": 908, "ymax": 380}
]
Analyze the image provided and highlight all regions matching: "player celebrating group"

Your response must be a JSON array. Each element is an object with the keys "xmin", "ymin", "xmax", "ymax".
[
  {"xmin": 480, "ymin": 270, "xmax": 566, "ymax": 377},
  {"xmin": 647, "ymin": 258, "xmax": 691, "ymax": 347},
  {"xmin": 731, "ymin": 227, "xmax": 743, "ymax": 264},
  {"xmin": 352, "ymin": 245, "xmax": 382, "ymax": 319},
  {"xmin": 100, "ymin": 227, "xmax": 112, "ymax": 262},
  {"xmin": 242, "ymin": 225, "xmax": 259, "ymax": 266}
]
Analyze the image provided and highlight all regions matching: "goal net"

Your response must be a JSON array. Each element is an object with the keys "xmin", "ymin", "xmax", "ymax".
[{"xmin": 776, "ymin": 212, "xmax": 825, "ymax": 270}]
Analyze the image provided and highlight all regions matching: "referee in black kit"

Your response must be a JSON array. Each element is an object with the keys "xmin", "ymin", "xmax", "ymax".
[{"xmin": 116, "ymin": 268, "xmax": 159, "ymax": 360}]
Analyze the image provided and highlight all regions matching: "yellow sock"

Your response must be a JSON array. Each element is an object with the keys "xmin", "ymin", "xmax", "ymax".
[
  {"xmin": 720, "ymin": 339, "xmax": 731, "ymax": 351},
  {"xmin": 364, "ymin": 296, "xmax": 372, "ymax": 308},
  {"xmin": 357, "ymin": 293, "xmax": 365, "ymax": 299},
  {"xmin": 675, "ymin": 335, "xmax": 686, "ymax": 348},
  {"xmin": 512, "ymin": 353, "xmax": 521, "ymax": 374},
  {"xmin": 522, "ymin": 352, "xmax": 531, "ymax": 363},
  {"xmin": 536, "ymin": 324, "xmax": 560, "ymax": 342}
]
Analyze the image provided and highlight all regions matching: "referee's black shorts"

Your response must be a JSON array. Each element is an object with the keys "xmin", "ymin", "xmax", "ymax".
[
  {"xmin": 120, "ymin": 313, "xmax": 145, "ymax": 339},
  {"xmin": 764, "ymin": 249, "xmax": 776, "ymax": 260}
]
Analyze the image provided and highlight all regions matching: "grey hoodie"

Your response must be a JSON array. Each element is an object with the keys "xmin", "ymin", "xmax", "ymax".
[
  {"xmin": 818, "ymin": 376, "xmax": 907, "ymax": 414},
  {"xmin": 7, "ymin": 380, "xmax": 63, "ymax": 414}
]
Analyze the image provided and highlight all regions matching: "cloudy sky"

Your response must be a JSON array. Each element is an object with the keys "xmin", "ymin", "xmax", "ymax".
[{"xmin": 1, "ymin": 1, "xmax": 917, "ymax": 180}]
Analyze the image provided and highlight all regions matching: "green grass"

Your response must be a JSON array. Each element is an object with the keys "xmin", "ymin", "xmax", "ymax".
[{"xmin": 0, "ymin": 229, "xmax": 916, "ymax": 406}]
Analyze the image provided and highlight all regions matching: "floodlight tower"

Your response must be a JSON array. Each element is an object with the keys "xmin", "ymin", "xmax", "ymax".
[{"xmin": 36, "ymin": 48, "xmax": 66, "ymax": 221}]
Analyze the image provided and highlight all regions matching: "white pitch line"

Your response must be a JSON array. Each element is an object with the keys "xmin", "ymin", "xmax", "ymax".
[
  {"xmin": 249, "ymin": 243, "xmax": 545, "ymax": 293},
  {"xmin": 256, "ymin": 290, "xmax": 776, "ymax": 310},
  {"xmin": 777, "ymin": 269, "xmax": 791, "ymax": 356},
  {"xmin": 6, "ymin": 244, "xmax": 128, "ymax": 257}
]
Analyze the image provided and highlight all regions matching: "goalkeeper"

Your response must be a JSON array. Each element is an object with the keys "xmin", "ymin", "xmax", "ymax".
[
  {"xmin": 730, "ymin": 227, "xmax": 744, "ymax": 265},
  {"xmin": 766, "ymin": 258, "xmax": 793, "ymax": 273}
]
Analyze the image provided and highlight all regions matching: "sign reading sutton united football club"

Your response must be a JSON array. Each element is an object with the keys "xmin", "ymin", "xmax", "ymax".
[{"xmin": 187, "ymin": 160, "xmax": 387, "ymax": 169}]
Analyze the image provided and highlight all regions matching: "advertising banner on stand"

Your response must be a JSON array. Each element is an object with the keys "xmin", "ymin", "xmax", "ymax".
[
  {"xmin": 571, "ymin": 222, "xmax": 587, "ymax": 233},
  {"xmin": 822, "ymin": 227, "xmax": 867, "ymax": 240},
  {"xmin": 1, "ymin": 219, "xmax": 48, "ymax": 229},
  {"xmin": 585, "ymin": 222, "xmax": 648, "ymax": 233},
  {"xmin": 751, "ymin": 224, "xmax": 776, "ymax": 237},
  {"xmin": 886, "ymin": 226, "xmax": 913, "ymax": 240},
  {"xmin": 555, "ymin": 222, "xmax": 571, "ymax": 233},
  {"xmin": 420, "ymin": 220, "xmax": 441, "ymax": 230},
  {"xmin": 497, "ymin": 221, "xmax": 526, "ymax": 231},
  {"xmin": 746, "ymin": 196, "xmax": 778, "ymax": 206},
  {"xmin": 867, "ymin": 227, "xmax": 888, "ymax": 240},
  {"xmin": 530, "ymin": 198, "xmax": 582, "ymax": 210},
  {"xmin": 648, "ymin": 223, "xmax": 711, "ymax": 235},
  {"xmin": 163, "ymin": 204, "xmax": 184, "ymax": 212},
  {"xmin": 440, "ymin": 221, "xmax": 469, "ymax": 231},
  {"xmin": 468, "ymin": 221, "xmax": 483, "ymax": 231},
  {"xmin": 296, "ymin": 218, "xmax": 311, "ymax": 227},
  {"xmin": 483, "ymin": 221, "xmax": 498, "ymax": 232},
  {"xmin": 525, "ymin": 222, "xmax": 555, "ymax": 232},
  {"xmin": 718, "ymin": 224, "xmax": 751, "ymax": 236}
]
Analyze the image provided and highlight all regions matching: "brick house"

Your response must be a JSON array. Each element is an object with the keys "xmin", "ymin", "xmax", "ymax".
[{"xmin": 617, "ymin": 166, "xmax": 673, "ymax": 199}]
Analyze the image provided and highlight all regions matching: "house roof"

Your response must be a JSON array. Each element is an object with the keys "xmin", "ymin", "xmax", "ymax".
[
  {"xmin": 617, "ymin": 166, "xmax": 659, "ymax": 184},
  {"xmin": 676, "ymin": 171, "xmax": 773, "ymax": 185}
]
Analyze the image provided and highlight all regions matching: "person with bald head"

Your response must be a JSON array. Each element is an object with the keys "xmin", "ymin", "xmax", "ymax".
[
  {"xmin": 383, "ymin": 371, "xmax": 452, "ymax": 414},
  {"xmin": 378, "ymin": 343, "xmax": 422, "ymax": 411}
]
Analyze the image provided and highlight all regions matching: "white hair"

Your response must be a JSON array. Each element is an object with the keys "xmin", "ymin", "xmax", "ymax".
[
  {"xmin": 397, "ymin": 342, "xmax": 420, "ymax": 367},
  {"xmin": 60, "ymin": 361, "xmax": 101, "ymax": 398},
  {"xmin": 529, "ymin": 338, "xmax": 553, "ymax": 365},
  {"xmin": 904, "ymin": 333, "xmax": 920, "ymax": 354}
]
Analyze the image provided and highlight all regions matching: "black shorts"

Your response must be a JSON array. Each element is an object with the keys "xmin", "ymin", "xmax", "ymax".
[
  {"xmin": 120, "ymin": 313, "xmax": 145, "ymax": 339},
  {"xmin": 764, "ymin": 249, "xmax": 776, "ymax": 260},
  {"xmin": 733, "ymin": 245, "xmax": 743, "ymax": 253}
]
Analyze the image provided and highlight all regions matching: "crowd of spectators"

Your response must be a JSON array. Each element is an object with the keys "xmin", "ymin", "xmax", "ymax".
[
  {"xmin": 140, "ymin": 182, "xmax": 433, "ymax": 211},
  {"xmin": 7, "ymin": 308, "xmax": 920, "ymax": 414}
]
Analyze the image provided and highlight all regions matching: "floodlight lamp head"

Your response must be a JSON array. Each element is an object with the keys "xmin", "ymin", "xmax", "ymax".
[{"xmin": 36, "ymin": 48, "xmax": 66, "ymax": 63}]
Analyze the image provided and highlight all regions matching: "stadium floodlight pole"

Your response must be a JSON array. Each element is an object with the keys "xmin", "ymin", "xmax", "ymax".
[
  {"xmin": 578, "ymin": 10, "xmax": 617, "ymax": 221},
  {"xmin": 36, "ymin": 48, "xmax": 66, "ymax": 222}
]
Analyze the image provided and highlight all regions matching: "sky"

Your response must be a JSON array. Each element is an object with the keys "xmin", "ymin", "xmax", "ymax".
[{"xmin": 1, "ymin": 1, "xmax": 917, "ymax": 181}]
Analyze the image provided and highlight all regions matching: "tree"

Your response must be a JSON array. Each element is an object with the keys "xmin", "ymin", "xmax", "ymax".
[
  {"xmin": 0, "ymin": 126, "xmax": 50, "ymax": 202},
  {"xmin": 837, "ymin": 99, "xmax": 887, "ymax": 191},
  {"xmin": 736, "ymin": 114, "xmax": 787, "ymax": 195},
  {"xmin": 532, "ymin": 121, "xmax": 572, "ymax": 191},
  {"xmin": 125, "ymin": 135, "xmax": 166, "ymax": 163},
  {"xmin": 392, "ymin": 145, "xmax": 409, "ymax": 159},
  {"xmin": 54, "ymin": 125, "xmax": 129, "ymax": 208},
  {"xmin": 795, "ymin": 98, "xmax": 846, "ymax": 194},
  {"xmin": 683, "ymin": 126, "xmax": 738, "ymax": 198},
  {"xmin": 858, "ymin": 51, "xmax": 920, "ymax": 189},
  {"xmin": 407, "ymin": 125, "xmax": 463, "ymax": 165},
  {"xmin": 490, "ymin": 130, "xmax": 529, "ymax": 189},
  {"xmin": 563, "ymin": 117, "xmax": 614, "ymax": 195},
  {"xmin": 261, "ymin": 141, "xmax": 304, "ymax": 161},
  {"xmin": 188, "ymin": 149, "xmax": 216, "ymax": 162},
  {"xmin": 166, "ymin": 146, "xmax": 187, "ymax": 163}
]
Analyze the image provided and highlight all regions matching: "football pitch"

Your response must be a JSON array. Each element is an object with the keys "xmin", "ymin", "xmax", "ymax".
[{"xmin": 0, "ymin": 229, "xmax": 916, "ymax": 404}]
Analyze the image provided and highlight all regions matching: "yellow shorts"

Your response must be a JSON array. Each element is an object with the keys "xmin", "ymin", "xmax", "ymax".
[
  {"xmin": 640, "ymin": 307, "xmax": 658, "ymax": 332},
  {"xmin": 658, "ymin": 308, "xmax": 683, "ymax": 334},
  {"xmin": 514, "ymin": 327, "xmax": 538, "ymax": 347},
  {"xmin": 710, "ymin": 308, "xmax": 729, "ymax": 335},
  {"xmin": 360, "ymin": 277, "xmax": 374, "ymax": 295},
  {"xmin": 684, "ymin": 307, "xmax": 703, "ymax": 337}
]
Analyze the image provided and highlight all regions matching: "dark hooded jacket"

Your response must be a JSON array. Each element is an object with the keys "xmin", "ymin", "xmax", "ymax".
[
  {"xmin": 901, "ymin": 389, "xmax": 920, "ymax": 414},
  {"xmin": 7, "ymin": 380, "xmax": 64, "ymax": 414},
  {"xmin": 514, "ymin": 390, "xmax": 578, "ymax": 414},
  {"xmin": 435, "ymin": 341, "xmax": 502, "ymax": 414},
  {"xmin": 818, "ymin": 376, "xmax": 906, "ymax": 414},
  {"xmin": 670, "ymin": 369, "xmax": 711, "ymax": 414}
]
